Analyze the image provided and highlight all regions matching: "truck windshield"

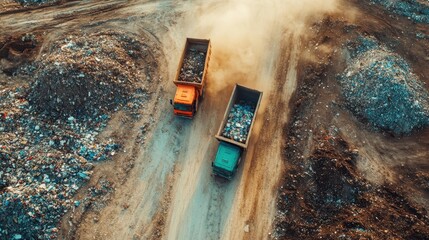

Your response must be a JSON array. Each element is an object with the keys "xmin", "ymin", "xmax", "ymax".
[{"xmin": 174, "ymin": 103, "xmax": 192, "ymax": 112}]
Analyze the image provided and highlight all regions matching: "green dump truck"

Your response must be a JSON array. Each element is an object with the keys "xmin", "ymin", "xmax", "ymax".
[{"xmin": 212, "ymin": 84, "xmax": 263, "ymax": 179}]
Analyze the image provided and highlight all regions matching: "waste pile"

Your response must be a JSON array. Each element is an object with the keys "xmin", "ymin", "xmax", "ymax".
[
  {"xmin": 178, "ymin": 49, "xmax": 206, "ymax": 83},
  {"xmin": 29, "ymin": 30, "xmax": 151, "ymax": 119},
  {"xmin": 339, "ymin": 36, "xmax": 429, "ymax": 135},
  {"xmin": 371, "ymin": 0, "xmax": 429, "ymax": 24},
  {"xmin": 0, "ymin": 85, "xmax": 119, "ymax": 239},
  {"xmin": 0, "ymin": 28, "xmax": 159, "ymax": 238},
  {"xmin": 222, "ymin": 101, "xmax": 255, "ymax": 143}
]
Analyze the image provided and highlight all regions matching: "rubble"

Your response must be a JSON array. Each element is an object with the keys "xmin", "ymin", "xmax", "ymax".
[
  {"xmin": 222, "ymin": 101, "xmax": 255, "ymax": 143},
  {"xmin": 28, "ymin": 30, "xmax": 153, "ymax": 119},
  {"xmin": 0, "ymin": 86, "xmax": 119, "ymax": 239},
  {"xmin": 339, "ymin": 36, "xmax": 429, "ymax": 135},
  {"xmin": 178, "ymin": 48, "xmax": 206, "ymax": 83},
  {"xmin": 371, "ymin": 0, "xmax": 429, "ymax": 24},
  {"xmin": 0, "ymin": 29, "xmax": 159, "ymax": 239}
]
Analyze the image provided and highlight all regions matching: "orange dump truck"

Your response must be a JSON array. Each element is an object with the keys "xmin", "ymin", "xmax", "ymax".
[{"xmin": 171, "ymin": 38, "xmax": 211, "ymax": 118}]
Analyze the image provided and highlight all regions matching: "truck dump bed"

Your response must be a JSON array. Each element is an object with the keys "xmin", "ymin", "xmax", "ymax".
[
  {"xmin": 215, "ymin": 84, "xmax": 263, "ymax": 149},
  {"xmin": 173, "ymin": 38, "xmax": 211, "ymax": 94}
]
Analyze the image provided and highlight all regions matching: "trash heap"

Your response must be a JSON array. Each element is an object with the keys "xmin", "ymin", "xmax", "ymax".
[
  {"xmin": 222, "ymin": 101, "xmax": 255, "ymax": 143},
  {"xmin": 370, "ymin": 0, "xmax": 429, "ymax": 24},
  {"xmin": 178, "ymin": 49, "xmax": 206, "ymax": 83},
  {"xmin": 29, "ymin": 30, "xmax": 151, "ymax": 119},
  {"xmin": 339, "ymin": 36, "xmax": 429, "ymax": 135},
  {"xmin": 0, "ymin": 87, "xmax": 118, "ymax": 239}
]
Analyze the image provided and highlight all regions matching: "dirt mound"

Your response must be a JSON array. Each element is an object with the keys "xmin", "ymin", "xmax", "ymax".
[
  {"xmin": 305, "ymin": 136, "xmax": 365, "ymax": 217},
  {"xmin": 275, "ymin": 132, "xmax": 429, "ymax": 239},
  {"xmin": 28, "ymin": 30, "xmax": 157, "ymax": 119},
  {"xmin": 339, "ymin": 37, "xmax": 429, "ymax": 135},
  {"xmin": 0, "ymin": 33, "xmax": 40, "ymax": 75}
]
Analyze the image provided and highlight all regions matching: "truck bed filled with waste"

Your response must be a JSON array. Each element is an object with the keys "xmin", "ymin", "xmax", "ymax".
[{"xmin": 215, "ymin": 84, "xmax": 262, "ymax": 149}]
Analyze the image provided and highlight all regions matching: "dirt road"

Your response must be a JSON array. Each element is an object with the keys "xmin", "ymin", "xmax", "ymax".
[{"xmin": 1, "ymin": 0, "xmax": 341, "ymax": 239}]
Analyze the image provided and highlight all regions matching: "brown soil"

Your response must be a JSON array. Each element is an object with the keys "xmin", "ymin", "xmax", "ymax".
[
  {"xmin": 0, "ymin": 0, "xmax": 428, "ymax": 239},
  {"xmin": 274, "ymin": 1, "xmax": 429, "ymax": 239}
]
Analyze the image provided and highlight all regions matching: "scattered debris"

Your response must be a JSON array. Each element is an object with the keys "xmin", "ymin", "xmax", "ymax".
[
  {"xmin": 0, "ymin": 86, "xmax": 119, "ymax": 239},
  {"xmin": 275, "ymin": 131, "xmax": 429, "ymax": 239},
  {"xmin": 0, "ymin": 29, "xmax": 159, "ymax": 239}
]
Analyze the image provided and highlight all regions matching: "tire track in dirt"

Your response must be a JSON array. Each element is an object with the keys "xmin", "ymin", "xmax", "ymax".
[
  {"xmin": 0, "ymin": 1, "xmax": 339, "ymax": 239},
  {"xmin": 0, "ymin": 0, "xmax": 164, "ymax": 38},
  {"xmin": 221, "ymin": 33, "xmax": 300, "ymax": 240},
  {"xmin": 163, "ymin": 83, "xmax": 236, "ymax": 240}
]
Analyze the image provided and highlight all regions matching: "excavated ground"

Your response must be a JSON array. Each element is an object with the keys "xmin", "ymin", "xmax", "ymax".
[
  {"xmin": 274, "ymin": 1, "xmax": 429, "ymax": 239},
  {"xmin": 0, "ymin": 0, "xmax": 428, "ymax": 239}
]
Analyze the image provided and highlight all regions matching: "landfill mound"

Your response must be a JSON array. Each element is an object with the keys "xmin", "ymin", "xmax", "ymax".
[
  {"xmin": 29, "ymin": 30, "xmax": 154, "ymax": 119},
  {"xmin": 178, "ymin": 48, "xmax": 206, "ymax": 83},
  {"xmin": 222, "ymin": 101, "xmax": 255, "ymax": 143},
  {"xmin": 0, "ymin": 85, "xmax": 119, "ymax": 239},
  {"xmin": 275, "ymin": 133, "xmax": 429, "ymax": 239},
  {"xmin": 370, "ymin": 0, "xmax": 429, "ymax": 23},
  {"xmin": 339, "ymin": 37, "xmax": 429, "ymax": 135},
  {"xmin": 0, "ymin": 29, "xmax": 161, "ymax": 239}
]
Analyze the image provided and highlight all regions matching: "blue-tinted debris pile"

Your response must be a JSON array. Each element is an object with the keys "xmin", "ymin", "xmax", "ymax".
[
  {"xmin": 370, "ymin": 0, "xmax": 429, "ymax": 23},
  {"xmin": 222, "ymin": 101, "xmax": 255, "ymax": 143},
  {"xmin": 339, "ymin": 36, "xmax": 429, "ymax": 135},
  {"xmin": 28, "ymin": 30, "xmax": 154, "ymax": 119},
  {"xmin": 0, "ymin": 86, "xmax": 119, "ymax": 239}
]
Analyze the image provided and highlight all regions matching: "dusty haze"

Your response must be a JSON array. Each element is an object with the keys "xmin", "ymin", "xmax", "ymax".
[{"xmin": 179, "ymin": 0, "xmax": 340, "ymax": 96}]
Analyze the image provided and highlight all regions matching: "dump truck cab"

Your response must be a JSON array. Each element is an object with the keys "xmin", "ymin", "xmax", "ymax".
[
  {"xmin": 173, "ymin": 84, "xmax": 198, "ymax": 118},
  {"xmin": 212, "ymin": 142, "xmax": 242, "ymax": 179},
  {"xmin": 171, "ymin": 38, "xmax": 211, "ymax": 118}
]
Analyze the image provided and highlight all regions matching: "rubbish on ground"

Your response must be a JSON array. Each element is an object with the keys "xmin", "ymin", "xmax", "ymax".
[{"xmin": 339, "ymin": 36, "xmax": 429, "ymax": 135}]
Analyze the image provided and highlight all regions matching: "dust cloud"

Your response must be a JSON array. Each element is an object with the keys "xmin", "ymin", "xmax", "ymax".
[{"xmin": 180, "ymin": 0, "xmax": 340, "ymax": 94}]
